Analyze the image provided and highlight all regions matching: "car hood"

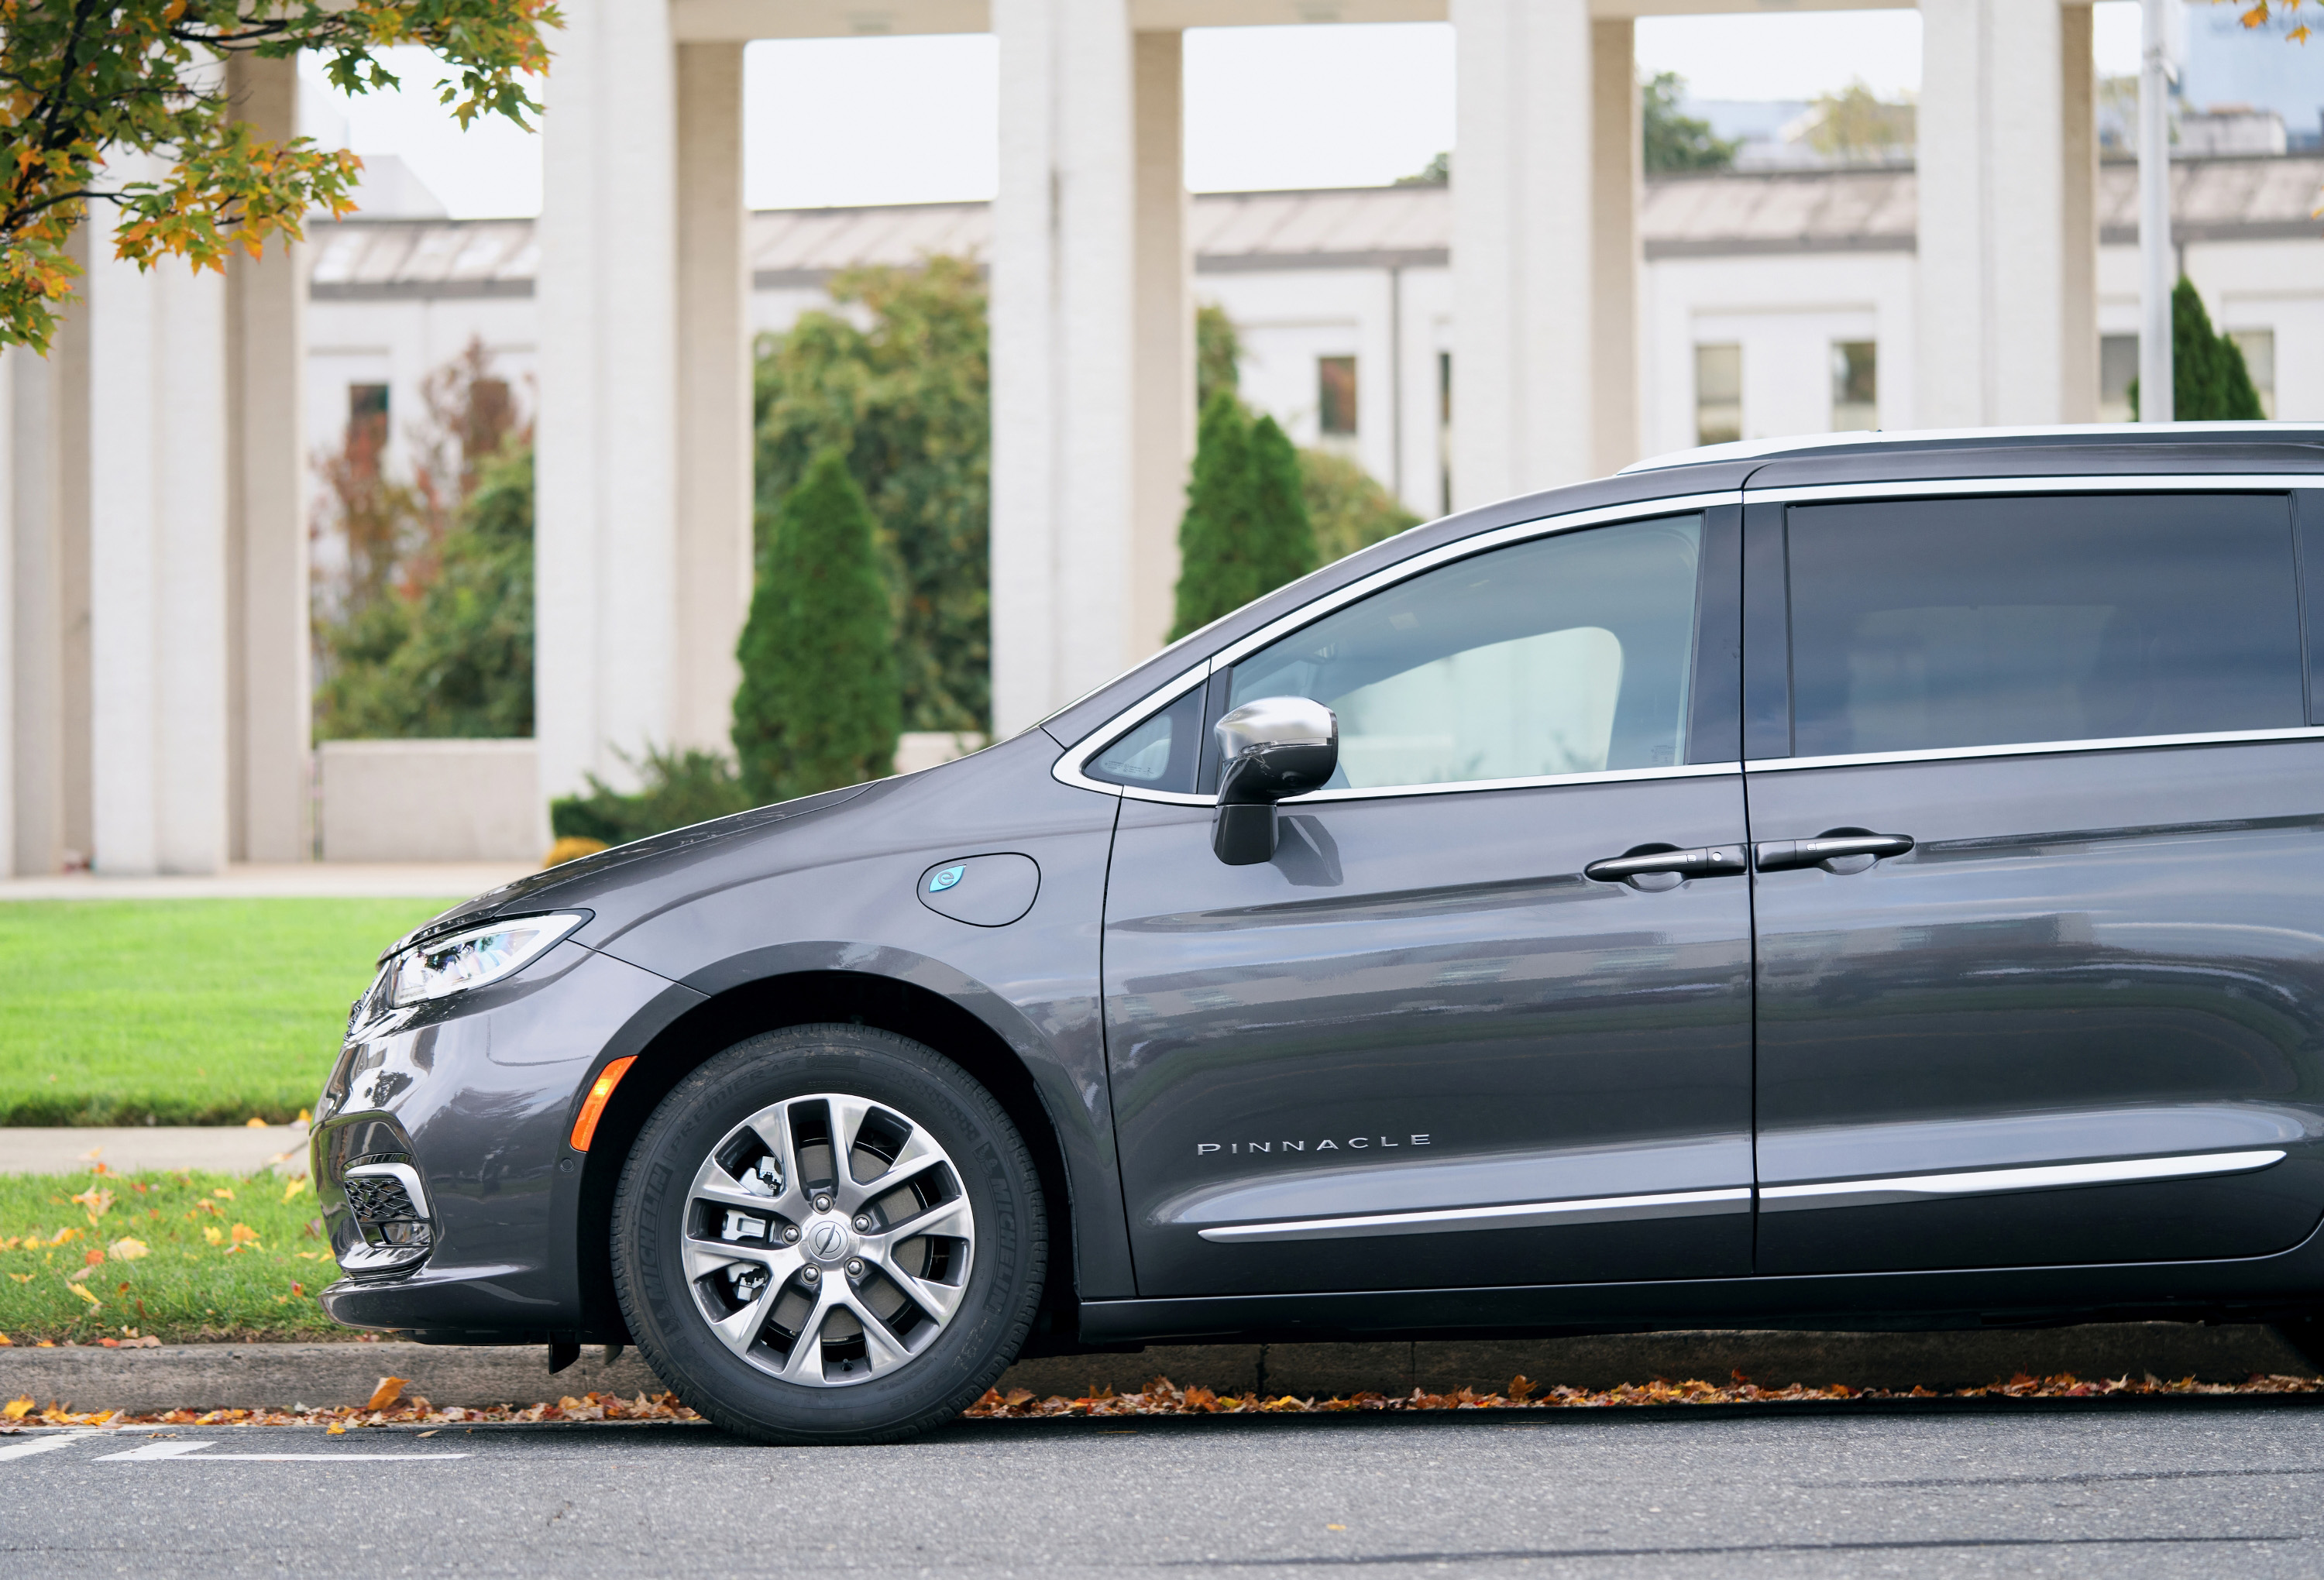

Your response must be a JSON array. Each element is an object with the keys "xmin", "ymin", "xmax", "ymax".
[{"xmin": 382, "ymin": 780, "xmax": 878, "ymax": 961}]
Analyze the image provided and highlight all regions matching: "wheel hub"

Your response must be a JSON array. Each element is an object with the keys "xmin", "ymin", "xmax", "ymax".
[{"xmin": 801, "ymin": 1216, "xmax": 855, "ymax": 1266}]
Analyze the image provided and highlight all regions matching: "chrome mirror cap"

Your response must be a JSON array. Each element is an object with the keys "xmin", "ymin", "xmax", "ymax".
[
  {"xmin": 1211, "ymin": 697, "xmax": 1339, "ymax": 867},
  {"xmin": 1215, "ymin": 696, "xmax": 1336, "ymax": 760}
]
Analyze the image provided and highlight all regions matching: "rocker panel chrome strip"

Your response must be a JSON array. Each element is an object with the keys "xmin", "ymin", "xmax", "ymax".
[
  {"xmin": 1196, "ymin": 1151, "xmax": 2288, "ymax": 1243},
  {"xmin": 1196, "ymin": 1187, "xmax": 1751, "ymax": 1244},
  {"xmin": 1758, "ymin": 1150, "xmax": 2287, "ymax": 1213}
]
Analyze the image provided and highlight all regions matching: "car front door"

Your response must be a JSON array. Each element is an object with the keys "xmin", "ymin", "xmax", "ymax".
[
  {"xmin": 1745, "ymin": 486, "xmax": 2324, "ymax": 1275},
  {"xmin": 1092, "ymin": 507, "xmax": 1758, "ymax": 1297}
]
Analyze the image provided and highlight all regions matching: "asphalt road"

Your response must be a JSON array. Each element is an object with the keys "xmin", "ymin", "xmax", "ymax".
[{"xmin": 7, "ymin": 1402, "xmax": 2324, "ymax": 1578}]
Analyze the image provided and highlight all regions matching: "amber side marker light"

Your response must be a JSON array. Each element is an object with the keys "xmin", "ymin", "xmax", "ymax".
[{"xmin": 570, "ymin": 1056, "xmax": 638, "ymax": 1152}]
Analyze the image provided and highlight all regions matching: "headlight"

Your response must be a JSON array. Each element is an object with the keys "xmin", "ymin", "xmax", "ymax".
[{"xmin": 383, "ymin": 914, "xmax": 586, "ymax": 1008}]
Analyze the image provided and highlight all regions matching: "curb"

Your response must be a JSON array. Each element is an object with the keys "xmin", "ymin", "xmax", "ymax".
[
  {"xmin": 1004, "ymin": 1322, "xmax": 2316, "ymax": 1402},
  {"xmin": 0, "ymin": 1322, "xmax": 2310, "ymax": 1414}
]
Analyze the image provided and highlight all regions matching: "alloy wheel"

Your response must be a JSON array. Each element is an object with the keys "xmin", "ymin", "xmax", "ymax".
[{"xmin": 680, "ymin": 1092, "xmax": 975, "ymax": 1386}]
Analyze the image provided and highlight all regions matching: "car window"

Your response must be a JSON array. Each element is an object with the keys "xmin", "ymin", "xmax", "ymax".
[
  {"xmin": 1785, "ymin": 494, "xmax": 2304, "ymax": 758},
  {"xmin": 1224, "ymin": 514, "xmax": 1704, "ymax": 792},
  {"xmin": 1086, "ymin": 685, "xmax": 1205, "ymax": 792}
]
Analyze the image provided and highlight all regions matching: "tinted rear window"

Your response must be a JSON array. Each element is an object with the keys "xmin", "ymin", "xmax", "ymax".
[{"xmin": 1786, "ymin": 494, "xmax": 2303, "ymax": 757}]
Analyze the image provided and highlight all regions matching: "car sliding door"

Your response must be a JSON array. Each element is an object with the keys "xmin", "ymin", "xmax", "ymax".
[{"xmin": 1746, "ymin": 487, "xmax": 2324, "ymax": 1275}]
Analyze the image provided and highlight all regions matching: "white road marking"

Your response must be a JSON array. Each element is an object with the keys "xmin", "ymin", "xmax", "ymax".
[
  {"xmin": 0, "ymin": 1431, "xmax": 96, "ymax": 1462},
  {"xmin": 92, "ymin": 1440, "xmax": 218, "ymax": 1462},
  {"xmin": 94, "ymin": 1437, "xmax": 467, "ymax": 1462}
]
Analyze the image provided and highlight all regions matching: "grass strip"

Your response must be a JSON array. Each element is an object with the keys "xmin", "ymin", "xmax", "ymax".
[
  {"xmin": 0, "ymin": 898, "xmax": 454, "ymax": 1125},
  {"xmin": 0, "ymin": 1166, "xmax": 349, "ymax": 1344}
]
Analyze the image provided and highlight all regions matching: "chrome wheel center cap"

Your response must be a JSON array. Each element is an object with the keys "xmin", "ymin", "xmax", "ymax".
[{"xmin": 803, "ymin": 1218, "xmax": 855, "ymax": 1265}]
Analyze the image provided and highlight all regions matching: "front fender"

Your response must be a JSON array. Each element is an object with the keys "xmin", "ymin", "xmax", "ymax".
[{"xmin": 583, "ymin": 751, "xmax": 1129, "ymax": 1297}]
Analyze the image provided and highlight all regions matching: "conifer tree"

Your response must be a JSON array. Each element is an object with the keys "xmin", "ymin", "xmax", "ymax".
[
  {"xmin": 2130, "ymin": 277, "xmax": 2267, "ymax": 421},
  {"xmin": 1171, "ymin": 391, "xmax": 1257, "ymax": 641},
  {"xmin": 1170, "ymin": 393, "xmax": 1318, "ymax": 641},
  {"xmin": 1249, "ymin": 410, "xmax": 1318, "ymax": 595},
  {"xmin": 732, "ymin": 448, "xmax": 900, "ymax": 802}
]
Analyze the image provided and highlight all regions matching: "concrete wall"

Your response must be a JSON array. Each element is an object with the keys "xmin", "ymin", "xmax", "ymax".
[{"xmin": 318, "ymin": 739, "xmax": 545, "ymax": 863}]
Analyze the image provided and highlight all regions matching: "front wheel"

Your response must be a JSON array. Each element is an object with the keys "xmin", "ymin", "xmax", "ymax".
[{"xmin": 610, "ymin": 1024, "xmax": 1047, "ymax": 1444}]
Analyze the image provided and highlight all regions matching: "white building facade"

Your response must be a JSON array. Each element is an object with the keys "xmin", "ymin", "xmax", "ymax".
[
  {"xmin": 305, "ymin": 149, "xmax": 2324, "ymax": 520},
  {"xmin": 0, "ymin": 0, "xmax": 2250, "ymax": 874}
]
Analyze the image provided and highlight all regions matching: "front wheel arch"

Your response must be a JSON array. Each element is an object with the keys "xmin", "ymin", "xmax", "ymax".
[{"xmin": 573, "ymin": 969, "xmax": 1078, "ymax": 1349}]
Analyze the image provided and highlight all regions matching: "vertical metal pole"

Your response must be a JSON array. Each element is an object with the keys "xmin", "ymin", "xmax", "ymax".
[{"xmin": 2138, "ymin": 0, "xmax": 2174, "ymax": 422}]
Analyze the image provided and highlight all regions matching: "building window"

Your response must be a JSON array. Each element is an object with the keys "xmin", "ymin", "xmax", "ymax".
[
  {"xmin": 2230, "ymin": 328, "xmax": 2275, "ymax": 417},
  {"xmin": 1695, "ymin": 344, "xmax": 1741, "ymax": 445},
  {"xmin": 2099, "ymin": 335, "xmax": 2138, "ymax": 424},
  {"xmin": 1831, "ymin": 341, "xmax": 1877, "ymax": 431},
  {"xmin": 1318, "ymin": 356, "xmax": 1358, "ymax": 436},
  {"xmin": 345, "ymin": 382, "xmax": 390, "ymax": 472}
]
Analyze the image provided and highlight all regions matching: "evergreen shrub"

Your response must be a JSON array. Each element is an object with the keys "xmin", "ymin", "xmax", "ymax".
[
  {"xmin": 732, "ymin": 448, "xmax": 902, "ymax": 802},
  {"xmin": 755, "ymin": 258, "xmax": 988, "ymax": 734},
  {"xmin": 2130, "ymin": 276, "xmax": 2267, "ymax": 422},
  {"xmin": 548, "ymin": 747, "xmax": 751, "ymax": 850},
  {"xmin": 1301, "ymin": 445, "xmax": 1422, "ymax": 564},
  {"xmin": 1171, "ymin": 394, "xmax": 1318, "ymax": 641}
]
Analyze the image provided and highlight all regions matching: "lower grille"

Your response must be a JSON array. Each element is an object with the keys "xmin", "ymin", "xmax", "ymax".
[
  {"xmin": 343, "ymin": 1173, "xmax": 419, "ymax": 1223},
  {"xmin": 336, "ymin": 1158, "xmax": 435, "ymax": 1272}
]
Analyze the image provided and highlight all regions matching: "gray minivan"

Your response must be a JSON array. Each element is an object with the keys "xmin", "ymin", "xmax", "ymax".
[{"xmin": 315, "ymin": 426, "xmax": 2324, "ymax": 1442}]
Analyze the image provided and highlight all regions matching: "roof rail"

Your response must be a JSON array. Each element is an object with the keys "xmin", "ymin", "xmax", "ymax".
[{"xmin": 1619, "ymin": 421, "xmax": 2314, "ymax": 475}]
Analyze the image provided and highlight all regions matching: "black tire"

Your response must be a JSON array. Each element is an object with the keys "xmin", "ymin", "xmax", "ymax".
[{"xmin": 611, "ymin": 1024, "xmax": 1047, "ymax": 1445}]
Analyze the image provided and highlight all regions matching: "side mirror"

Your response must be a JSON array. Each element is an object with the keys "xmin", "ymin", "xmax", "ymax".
[{"xmin": 1212, "ymin": 697, "xmax": 1338, "ymax": 865}]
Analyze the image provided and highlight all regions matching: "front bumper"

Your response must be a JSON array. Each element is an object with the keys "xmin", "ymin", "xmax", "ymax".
[{"xmin": 312, "ymin": 939, "xmax": 704, "ymax": 1340}]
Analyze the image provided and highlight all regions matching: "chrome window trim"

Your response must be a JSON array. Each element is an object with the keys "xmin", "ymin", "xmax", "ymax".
[
  {"xmin": 1050, "ymin": 491, "xmax": 1741, "ymax": 806},
  {"xmin": 1052, "ymin": 474, "xmax": 2324, "ymax": 805},
  {"xmin": 1277, "ymin": 761, "xmax": 1739, "ymax": 806},
  {"xmin": 1748, "ymin": 726, "xmax": 2324, "ymax": 775},
  {"xmin": 1202, "ymin": 490, "xmax": 1740, "ymax": 674},
  {"xmin": 1196, "ymin": 1186, "xmax": 1751, "ymax": 1245},
  {"xmin": 1745, "ymin": 472, "xmax": 2319, "ymax": 507},
  {"xmin": 1759, "ymin": 1149, "xmax": 2285, "ymax": 1213},
  {"xmin": 1048, "ymin": 661, "xmax": 1210, "ymax": 800}
]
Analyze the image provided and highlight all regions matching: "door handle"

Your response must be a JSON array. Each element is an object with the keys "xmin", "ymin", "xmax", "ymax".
[
  {"xmin": 1584, "ymin": 845, "xmax": 1750, "ymax": 886},
  {"xmin": 1752, "ymin": 831, "xmax": 1914, "ymax": 873}
]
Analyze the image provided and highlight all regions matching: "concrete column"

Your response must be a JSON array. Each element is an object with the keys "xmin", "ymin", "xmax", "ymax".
[
  {"xmin": 674, "ymin": 42, "xmax": 752, "ymax": 755},
  {"xmin": 2060, "ymin": 1, "xmax": 2099, "ymax": 424},
  {"xmin": 538, "ymin": 0, "xmax": 679, "ymax": 800},
  {"xmin": 1130, "ymin": 29, "xmax": 1192, "ymax": 661},
  {"xmin": 991, "ymin": 0, "xmax": 1136, "ymax": 733},
  {"xmin": 54, "ymin": 235, "xmax": 91, "ymax": 867},
  {"xmin": 1917, "ymin": 0, "xmax": 2076, "ymax": 426},
  {"xmin": 225, "ymin": 51, "xmax": 310, "ymax": 861},
  {"xmin": 1590, "ymin": 18, "xmax": 1642, "ymax": 476},
  {"xmin": 7, "ymin": 352, "xmax": 50, "ymax": 875},
  {"xmin": 1449, "ymin": 0, "xmax": 1596, "ymax": 510},
  {"xmin": 84, "ymin": 166, "xmax": 231, "ymax": 874}
]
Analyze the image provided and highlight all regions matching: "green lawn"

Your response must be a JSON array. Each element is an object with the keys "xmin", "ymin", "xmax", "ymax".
[
  {"xmin": 0, "ymin": 899, "xmax": 456, "ymax": 1126},
  {"xmin": 0, "ymin": 1167, "xmax": 344, "ymax": 1344}
]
